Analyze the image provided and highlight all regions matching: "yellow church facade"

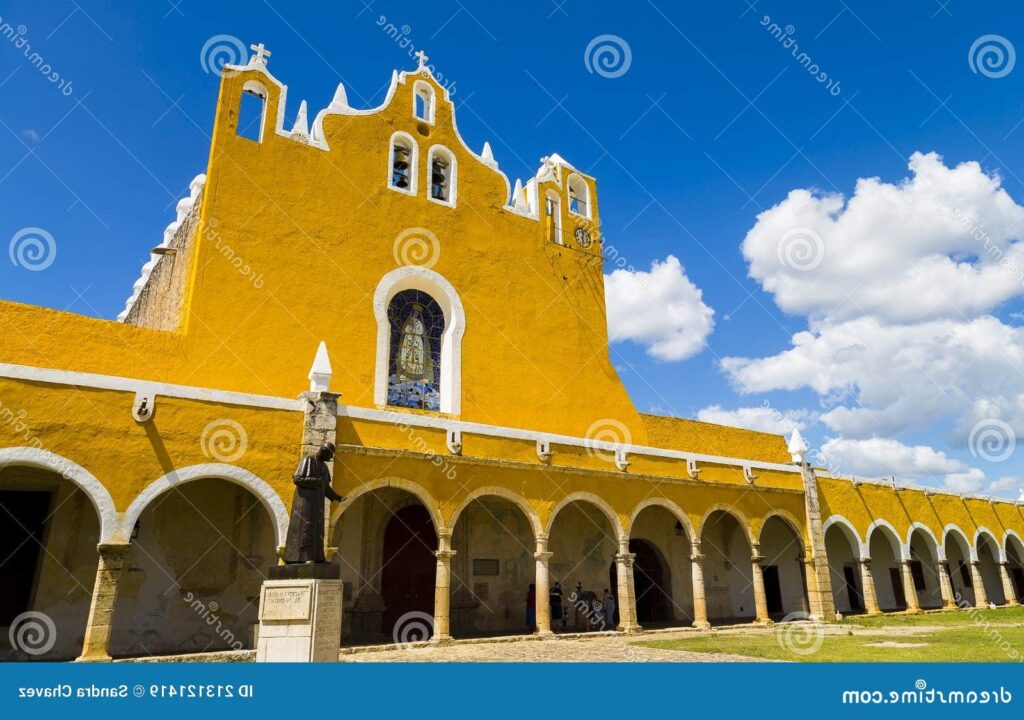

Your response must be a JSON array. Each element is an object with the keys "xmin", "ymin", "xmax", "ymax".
[{"xmin": 1, "ymin": 47, "xmax": 1022, "ymax": 661}]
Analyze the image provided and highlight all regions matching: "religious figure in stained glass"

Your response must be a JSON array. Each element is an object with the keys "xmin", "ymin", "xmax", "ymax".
[{"xmin": 387, "ymin": 290, "xmax": 443, "ymax": 411}]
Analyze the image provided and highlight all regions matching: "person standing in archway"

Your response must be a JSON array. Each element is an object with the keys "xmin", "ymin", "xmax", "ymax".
[
  {"xmin": 549, "ymin": 581, "xmax": 563, "ymax": 630},
  {"xmin": 526, "ymin": 583, "xmax": 537, "ymax": 630}
]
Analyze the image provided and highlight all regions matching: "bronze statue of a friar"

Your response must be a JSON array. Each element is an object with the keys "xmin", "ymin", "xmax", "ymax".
[{"xmin": 284, "ymin": 442, "xmax": 345, "ymax": 564}]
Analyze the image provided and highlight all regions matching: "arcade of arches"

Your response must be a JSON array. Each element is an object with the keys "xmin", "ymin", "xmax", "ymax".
[{"xmin": 2, "ymin": 463, "xmax": 1024, "ymax": 660}]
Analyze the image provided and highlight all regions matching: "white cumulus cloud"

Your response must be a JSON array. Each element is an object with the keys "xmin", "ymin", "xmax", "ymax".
[
  {"xmin": 696, "ymin": 404, "xmax": 811, "ymax": 434},
  {"xmin": 723, "ymin": 152, "xmax": 1024, "ymax": 453},
  {"xmin": 605, "ymin": 255, "xmax": 714, "ymax": 361},
  {"xmin": 819, "ymin": 437, "xmax": 986, "ymax": 491}
]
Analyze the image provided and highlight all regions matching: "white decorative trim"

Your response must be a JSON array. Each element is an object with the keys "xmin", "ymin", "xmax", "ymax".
[
  {"xmin": 943, "ymin": 524, "xmax": 975, "ymax": 562},
  {"xmin": 545, "ymin": 491, "xmax": 624, "ymax": 538},
  {"xmin": 974, "ymin": 526, "xmax": 1004, "ymax": 562},
  {"xmin": 1004, "ymin": 529, "xmax": 1024, "ymax": 558},
  {"xmin": 387, "ymin": 131, "xmax": 419, "ymax": 196},
  {"xmin": 822, "ymin": 515, "xmax": 866, "ymax": 557},
  {"xmin": 759, "ymin": 509, "xmax": 804, "ymax": 544},
  {"xmin": 122, "ymin": 464, "xmax": 288, "ymax": 546},
  {"xmin": 329, "ymin": 476, "xmax": 444, "ymax": 534},
  {"xmin": 412, "ymin": 80, "xmax": 436, "ymax": 124},
  {"xmin": 566, "ymin": 172, "xmax": 591, "ymax": 219},
  {"xmin": 426, "ymin": 144, "xmax": 457, "ymax": 208},
  {"xmin": 544, "ymin": 190, "xmax": 563, "ymax": 245},
  {"xmin": 372, "ymin": 266, "xmax": 465, "ymax": 415},
  {"xmin": 866, "ymin": 519, "xmax": 908, "ymax": 561},
  {"xmin": 906, "ymin": 521, "xmax": 943, "ymax": 561},
  {"xmin": 447, "ymin": 486, "xmax": 543, "ymax": 538},
  {"xmin": 698, "ymin": 505, "xmax": 755, "ymax": 547},
  {"xmin": 628, "ymin": 497, "xmax": 696, "ymax": 542},
  {"xmin": 0, "ymin": 363, "xmax": 303, "ymax": 412},
  {"xmin": 0, "ymin": 447, "xmax": 122, "ymax": 544}
]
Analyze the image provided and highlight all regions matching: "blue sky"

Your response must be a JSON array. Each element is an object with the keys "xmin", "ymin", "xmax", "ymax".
[{"xmin": 2, "ymin": 1, "xmax": 1024, "ymax": 496}]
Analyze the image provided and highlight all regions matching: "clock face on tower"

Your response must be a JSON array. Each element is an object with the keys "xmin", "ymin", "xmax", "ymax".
[{"xmin": 574, "ymin": 226, "xmax": 592, "ymax": 249}]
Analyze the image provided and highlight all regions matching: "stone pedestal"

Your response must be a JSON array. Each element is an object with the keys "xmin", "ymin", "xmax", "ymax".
[{"xmin": 256, "ymin": 564, "xmax": 342, "ymax": 662}]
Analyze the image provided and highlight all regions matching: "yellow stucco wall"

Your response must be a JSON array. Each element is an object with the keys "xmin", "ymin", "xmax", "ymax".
[{"xmin": 0, "ymin": 59, "xmax": 1022, "ymax": 575}]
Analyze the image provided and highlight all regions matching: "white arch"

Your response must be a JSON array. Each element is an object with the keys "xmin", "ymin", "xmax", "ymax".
[
  {"xmin": 906, "ymin": 522, "xmax": 944, "ymax": 561},
  {"xmin": 698, "ymin": 505, "xmax": 754, "ymax": 548},
  {"xmin": 943, "ymin": 524, "xmax": 976, "ymax": 562},
  {"xmin": 412, "ymin": 80, "xmax": 436, "ymax": 124},
  {"xmin": 823, "ymin": 514, "xmax": 866, "ymax": 557},
  {"xmin": 759, "ymin": 510, "xmax": 805, "ymax": 546},
  {"xmin": 329, "ymin": 476, "xmax": 445, "ymax": 535},
  {"xmin": 448, "ymin": 486, "xmax": 542, "ymax": 538},
  {"xmin": 866, "ymin": 519, "xmax": 908, "ymax": 561},
  {"xmin": 426, "ymin": 144, "xmax": 457, "ymax": 207},
  {"xmin": 974, "ymin": 526, "xmax": 1005, "ymax": 563},
  {"xmin": 566, "ymin": 172, "xmax": 591, "ymax": 219},
  {"xmin": 123, "ymin": 464, "xmax": 288, "ymax": 546},
  {"xmin": 373, "ymin": 265, "xmax": 465, "ymax": 415},
  {"xmin": 1005, "ymin": 530, "xmax": 1024, "ymax": 562},
  {"xmin": 628, "ymin": 497, "xmax": 696, "ymax": 543},
  {"xmin": 387, "ymin": 130, "xmax": 419, "ymax": 195},
  {"xmin": 545, "ymin": 492, "xmax": 624, "ymax": 539},
  {"xmin": 0, "ymin": 446, "xmax": 122, "ymax": 544}
]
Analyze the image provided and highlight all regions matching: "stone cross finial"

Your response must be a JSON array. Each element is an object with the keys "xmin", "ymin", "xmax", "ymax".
[
  {"xmin": 250, "ymin": 42, "xmax": 272, "ymax": 66},
  {"xmin": 415, "ymin": 49, "xmax": 429, "ymax": 69}
]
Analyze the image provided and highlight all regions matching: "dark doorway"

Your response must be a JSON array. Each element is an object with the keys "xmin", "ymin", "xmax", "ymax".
[
  {"xmin": 381, "ymin": 505, "xmax": 437, "ymax": 639},
  {"xmin": 763, "ymin": 566, "xmax": 783, "ymax": 615},
  {"xmin": 1012, "ymin": 568, "xmax": 1024, "ymax": 603},
  {"xmin": 889, "ymin": 567, "xmax": 907, "ymax": 610},
  {"xmin": 0, "ymin": 490, "xmax": 52, "ymax": 626},
  {"xmin": 609, "ymin": 539, "xmax": 671, "ymax": 624},
  {"xmin": 842, "ymin": 565, "xmax": 863, "ymax": 611}
]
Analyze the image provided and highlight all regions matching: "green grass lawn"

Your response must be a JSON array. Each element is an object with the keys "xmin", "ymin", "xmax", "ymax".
[{"xmin": 636, "ymin": 608, "xmax": 1024, "ymax": 662}]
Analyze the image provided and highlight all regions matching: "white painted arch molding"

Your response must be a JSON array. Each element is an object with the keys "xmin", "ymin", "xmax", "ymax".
[
  {"xmin": 822, "ymin": 514, "xmax": 867, "ymax": 557},
  {"xmin": 372, "ymin": 265, "xmax": 466, "ymax": 415},
  {"xmin": 865, "ymin": 518, "xmax": 910, "ymax": 562},
  {"xmin": 0, "ymin": 446, "xmax": 123, "ymax": 544},
  {"xmin": 122, "ymin": 464, "xmax": 289, "ymax": 546}
]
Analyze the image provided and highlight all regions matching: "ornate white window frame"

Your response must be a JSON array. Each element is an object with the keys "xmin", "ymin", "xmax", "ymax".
[
  {"xmin": 426, "ymin": 144, "xmax": 457, "ymax": 208},
  {"xmin": 387, "ymin": 131, "xmax": 418, "ymax": 196},
  {"xmin": 373, "ymin": 265, "xmax": 465, "ymax": 415}
]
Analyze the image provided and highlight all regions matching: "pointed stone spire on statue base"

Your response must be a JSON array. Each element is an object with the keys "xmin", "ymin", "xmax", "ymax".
[{"xmin": 255, "ymin": 342, "xmax": 344, "ymax": 662}]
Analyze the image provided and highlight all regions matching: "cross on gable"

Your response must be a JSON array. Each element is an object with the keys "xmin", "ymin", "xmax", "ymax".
[
  {"xmin": 250, "ymin": 42, "xmax": 272, "ymax": 66},
  {"xmin": 415, "ymin": 49, "xmax": 429, "ymax": 69}
]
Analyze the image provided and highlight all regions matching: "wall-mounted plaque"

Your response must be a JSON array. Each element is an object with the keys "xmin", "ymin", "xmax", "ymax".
[
  {"xmin": 473, "ymin": 558, "xmax": 499, "ymax": 576},
  {"xmin": 261, "ymin": 584, "xmax": 312, "ymax": 621}
]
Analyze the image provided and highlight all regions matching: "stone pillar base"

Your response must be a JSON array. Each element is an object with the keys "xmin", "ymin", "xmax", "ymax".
[
  {"xmin": 692, "ymin": 620, "xmax": 711, "ymax": 630},
  {"xmin": 619, "ymin": 625, "xmax": 644, "ymax": 635},
  {"xmin": 256, "ymin": 566, "xmax": 342, "ymax": 662},
  {"xmin": 74, "ymin": 654, "xmax": 113, "ymax": 663}
]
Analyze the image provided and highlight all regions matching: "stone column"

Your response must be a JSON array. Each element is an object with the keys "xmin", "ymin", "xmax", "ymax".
[
  {"xmin": 534, "ymin": 534, "xmax": 553, "ymax": 636},
  {"xmin": 858, "ymin": 557, "xmax": 881, "ymax": 615},
  {"xmin": 999, "ymin": 562, "xmax": 1019, "ymax": 607},
  {"xmin": 970, "ymin": 561, "xmax": 989, "ymax": 607},
  {"xmin": 901, "ymin": 560, "xmax": 922, "ymax": 613},
  {"xmin": 798, "ymin": 464, "xmax": 837, "ymax": 621},
  {"xmin": 77, "ymin": 543, "xmax": 133, "ymax": 662},
  {"xmin": 614, "ymin": 540, "xmax": 641, "ymax": 634},
  {"xmin": 690, "ymin": 545, "xmax": 710, "ymax": 629},
  {"xmin": 937, "ymin": 561, "xmax": 956, "ymax": 609},
  {"xmin": 300, "ymin": 390, "xmax": 341, "ymax": 558},
  {"xmin": 433, "ymin": 530, "xmax": 455, "ymax": 642},
  {"xmin": 750, "ymin": 547, "xmax": 771, "ymax": 624}
]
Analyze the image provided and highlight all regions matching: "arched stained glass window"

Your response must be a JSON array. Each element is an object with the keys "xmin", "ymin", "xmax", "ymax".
[{"xmin": 387, "ymin": 289, "xmax": 444, "ymax": 411}]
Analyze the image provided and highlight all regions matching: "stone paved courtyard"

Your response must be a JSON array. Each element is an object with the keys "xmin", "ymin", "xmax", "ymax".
[{"xmin": 342, "ymin": 629, "xmax": 762, "ymax": 663}]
